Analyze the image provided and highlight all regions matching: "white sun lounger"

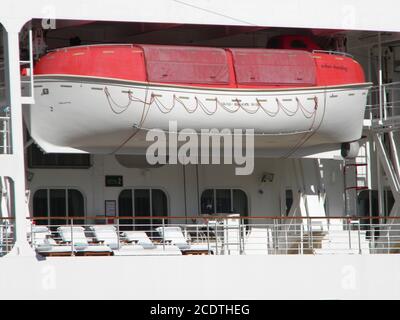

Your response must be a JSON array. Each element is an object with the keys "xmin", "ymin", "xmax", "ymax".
[
  {"xmin": 122, "ymin": 230, "xmax": 182, "ymax": 256},
  {"xmin": 156, "ymin": 226, "xmax": 210, "ymax": 254},
  {"xmin": 57, "ymin": 226, "xmax": 112, "ymax": 256},
  {"xmin": 89, "ymin": 225, "xmax": 147, "ymax": 255},
  {"xmin": 31, "ymin": 226, "xmax": 74, "ymax": 256}
]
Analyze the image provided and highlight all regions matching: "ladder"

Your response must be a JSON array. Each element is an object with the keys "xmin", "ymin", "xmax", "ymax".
[{"xmin": 344, "ymin": 162, "xmax": 368, "ymax": 216}]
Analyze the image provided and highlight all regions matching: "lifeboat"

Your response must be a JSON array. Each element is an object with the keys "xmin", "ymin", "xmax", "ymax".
[{"xmin": 25, "ymin": 41, "xmax": 370, "ymax": 157}]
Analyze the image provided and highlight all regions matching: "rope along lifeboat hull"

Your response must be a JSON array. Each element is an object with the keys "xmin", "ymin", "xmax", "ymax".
[{"xmin": 26, "ymin": 44, "xmax": 370, "ymax": 157}]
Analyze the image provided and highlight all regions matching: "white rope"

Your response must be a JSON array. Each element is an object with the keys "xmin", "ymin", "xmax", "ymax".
[{"xmin": 104, "ymin": 86, "xmax": 319, "ymax": 119}]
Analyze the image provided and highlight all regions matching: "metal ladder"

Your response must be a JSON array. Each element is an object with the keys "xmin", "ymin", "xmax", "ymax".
[{"xmin": 344, "ymin": 161, "xmax": 368, "ymax": 216}]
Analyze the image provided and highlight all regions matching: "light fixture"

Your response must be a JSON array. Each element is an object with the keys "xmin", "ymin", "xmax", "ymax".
[
  {"xmin": 26, "ymin": 171, "xmax": 34, "ymax": 182},
  {"xmin": 261, "ymin": 172, "xmax": 274, "ymax": 183}
]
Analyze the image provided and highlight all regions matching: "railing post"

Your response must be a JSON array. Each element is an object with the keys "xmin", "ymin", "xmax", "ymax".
[
  {"xmin": 307, "ymin": 218, "xmax": 311, "ymax": 249},
  {"xmin": 239, "ymin": 218, "xmax": 242, "ymax": 255},
  {"xmin": 300, "ymin": 223, "xmax": 304, "ymax": 255},
  {"xmin": 357, "ymin": 220, "xmax": 362, "ymax": 255},
  {"xmin": 206, "ymin": 219, "xmax": 210, "ymax": 255},
  {"xmin": 117, "ymin": 217, "xmax": 121, "ymax": 250},
  {"xmin": 215, "ymin": 222, "xmax": 219, "ymax": 256},
  {"xmin": 310, "ymin": 218, "xmax": 314, "ymax": 252},
  {"xmin": 241, "ymin": 220, "xmax": 246, "ymax": 255},
  {"xmin": 284, "ymin": 220, "xmax": 288, "ymax": 254},
  {"xmin": 387, "ymin": 230, "xmax": 390, "ymax": 254},
  {"xmin": 348, "ymin": 218, "xmax": 352, "ymax": 250},
  {"xmin": 162, "ymin": 218, "xmax": 165, "ymax": 251},
  {"xmin": 226, "ymin": 217, "xmax": 229, "ymax": 255},
  {"xmin": 273, "ymin": 219, "xmax": 278, "ymax": 254},
  {"xmin": 370, "ymin": 225, "xmax": 374, "ymax": 254},
  {"xmin": 70, "ymin": 218, "xmax": 74, "ymax": 256}
]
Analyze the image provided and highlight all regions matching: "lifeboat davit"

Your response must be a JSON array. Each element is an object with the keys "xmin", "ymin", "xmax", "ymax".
[{"xmin": 26, "ymin": 41, "xmax": 370, "ymax": 157}]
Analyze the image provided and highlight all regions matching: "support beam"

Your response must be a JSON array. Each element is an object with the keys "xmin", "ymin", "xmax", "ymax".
[
  {"xmin": 2, "ymin": 26, "xmax": 34, "ymax": 256},
  {"xmin": 373, "ymin": 133, "xmax": 400, "ymax": 217}
]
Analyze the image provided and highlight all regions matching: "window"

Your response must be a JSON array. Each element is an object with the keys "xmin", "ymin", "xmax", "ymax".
[
  {"xmin": 357, "ymin": 189, "xmax": 394, "ymax": 220},
  {"xmin": 357, "ymin": 189, "xmax": 394, "ymax": 239},
  {"xmin": 118, "ymin": 189, "xmax": 168, "ymax": 230},
  {"xmin": 201, "ymin": 189, "xmax": 248, "ymax": 216},
  {"xmin": 285, "ymin": 189, "xmax": 294, "ymax": 216},
  {"xmin": 28, "ymin": 143, "xmax": 91, "ymax": 168},
  {"xmin": 291, "ymin": 40, "xmax": 308, "ymax": 49},
  {"xmin": 33, "ymin": 188, "xmax": 85, "ymax": 225}
]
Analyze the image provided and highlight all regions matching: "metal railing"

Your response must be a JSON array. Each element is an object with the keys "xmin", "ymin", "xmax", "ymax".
[
  {"xmin": 0, "ymin": 116, "xmax": 11, "ymax": 154},
  {"xmin": 0, "ymin": 218, "xmax": 14, "ymax": 257},
  {"xmin": 21, "ymin": 216, "xmax": 400, "ymax": 257},
  {"xmin": 365, "ymin": 81, "xmax": 400, "ymax": 130},
  {"xmin": 312, "ymin": 50, "xmax": 354, "ymax": 59}
]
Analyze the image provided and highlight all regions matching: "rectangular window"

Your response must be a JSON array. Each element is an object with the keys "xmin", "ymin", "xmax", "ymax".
[
  {"xmin": 201, "ymin": 189, "xmax": 248, "ymax": 216},
  {"xmin": 135, "ymin": 189, "xmax": 151, "ymax": 230},
  {"xmin": 118, "ymin": 188, "xmax": 168, "ymax": 231},
  {"xmin": 33, "ymin": 189, "xmax": 85, "ymax": 226},
  {"xmin": 216, "ymin": 189, "xmax": 231, "ymax": 213},
  {"xmin": 28, "ymin": 143, "xmax": 91, "ymax": 169}
]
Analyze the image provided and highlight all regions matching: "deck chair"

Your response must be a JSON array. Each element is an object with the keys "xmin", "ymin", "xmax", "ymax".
[
  {"xmin": 156, "ymin": 226, "xmax": 210, "ymax": 254},
  {"xmin": 122, "ymin": 230, "xmax": 182, "ymax": 255},
  {"xmin": 89, "ymin": 225, "xmax": 146, "ymax": 255},
  {"xmin": 243, "ymin": 227, "xmax": 272, "ymax": 255},
  {"xmin": 31, "ymin": 226, "xmax": 74, "ymax": 256},
  {"xmin": 57, "ymin": 226, "xmax": 112, "ymax": 256}
]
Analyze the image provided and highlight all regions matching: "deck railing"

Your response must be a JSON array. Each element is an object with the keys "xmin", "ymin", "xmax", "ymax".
[
  {"xmin": 365, "ymin": 81, "xmax": 400, "ymax": 130},
  {"xmin": 14, "ymin": 215, "xmax": 400, "ymax": 257}
]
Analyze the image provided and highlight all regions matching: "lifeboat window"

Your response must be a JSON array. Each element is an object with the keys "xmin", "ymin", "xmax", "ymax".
[
  {"xmin": 118, "ymin": 188, "xmax": 168, "ymax": 230},
  {"xmin": 28, "ymin": 143, "xmax": 91, "ymax": 169},
  {"xmin": 139, "ymin": 45, "xmax": 230, "ymax": 85},
  {"xmin": 33, "ymin": 188, "xmax": 85, "ymax": 226},
  {"xmin": 230, "ymin": 48, "xmax": 316, "ymax": 86},
  {"xmin": 201, "ymin": 189, "xmax": 248, "ymax": 216}
]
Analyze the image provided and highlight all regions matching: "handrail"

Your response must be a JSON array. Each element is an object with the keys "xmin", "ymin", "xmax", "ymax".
[
  {"xmin": 1, "ymin": 215, "xmax": 398, "ymax": 256},
  {"xmin": 28, "ymin": 215, "xmax": 395, "ymax": 221},
  {"xmin": 312, "ymin": 50, "xmax": 354, "ymax": 59},
  {"xmin": 365, "ymin": 82, "xmax": 400, "ymax": 127}
]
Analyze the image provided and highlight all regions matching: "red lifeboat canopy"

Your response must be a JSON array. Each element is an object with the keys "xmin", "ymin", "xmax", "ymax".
[
  {"xmin": 34, "ymin": 43, "xmax": 365, "ymax": 88},
  {"xmin": 229, "ymin": 49, "xmax": 316, "ymax": 87},
  {"xmin": 138, "ymin": 45, "xmax": 231, "ymax": 85}
]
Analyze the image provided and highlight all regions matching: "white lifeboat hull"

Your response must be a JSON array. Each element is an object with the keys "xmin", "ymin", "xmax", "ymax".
[{"xmin": 25, "ymin": 75, "xmax": 370, "ymax": 157}]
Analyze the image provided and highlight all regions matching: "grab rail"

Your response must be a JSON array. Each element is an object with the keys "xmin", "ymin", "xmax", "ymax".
[{"xmin": 312, "ymin": 50, "xmax": 354, "ymax": 58}]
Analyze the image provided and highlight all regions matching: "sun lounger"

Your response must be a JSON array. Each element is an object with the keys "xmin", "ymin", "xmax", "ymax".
[
  {"xmin": 31, "ymin": 226, "xmax": 74, "ymax": 256},
  {"xmin": 122, "ymin": 230, "xmax": 182, "ymax": 255},
  {"xmin": 57, "ymin": 226, "xmax": 112, "ymax": 256},
  {"xmin": 156, "ymin": 226, "xmax": 211, "ymax": 255},
  {"xmin": 89, "ymin": 225, "xmax": 146, "ymax": 255}
]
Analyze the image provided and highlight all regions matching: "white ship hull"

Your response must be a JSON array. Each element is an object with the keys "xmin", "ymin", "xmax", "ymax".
[{"xmin": 25, "ymin": 75, "xmax": 370, "ymax": 156}]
